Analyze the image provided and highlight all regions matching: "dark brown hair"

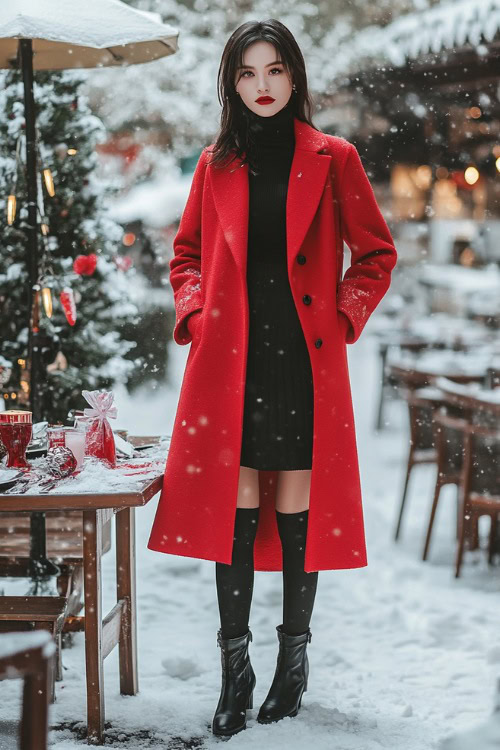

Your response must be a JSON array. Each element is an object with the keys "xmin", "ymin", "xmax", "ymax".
[{"xmin": 208, "ymin": 19, "xmax": 317, "ymax": 170}]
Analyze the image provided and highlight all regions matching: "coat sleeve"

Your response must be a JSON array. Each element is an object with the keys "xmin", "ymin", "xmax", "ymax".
[
  {"xmin": 336, "ymin": 143, "xmax": 397, "ymax": 344},
  {"xmin": 169, "ymin": 148, "xmax": 208, "ymax": 345}
]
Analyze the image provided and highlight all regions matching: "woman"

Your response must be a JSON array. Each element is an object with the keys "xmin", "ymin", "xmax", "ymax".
[{"xmin": 148, "ymin": 18, "xmax": 397, "ymax": 737}]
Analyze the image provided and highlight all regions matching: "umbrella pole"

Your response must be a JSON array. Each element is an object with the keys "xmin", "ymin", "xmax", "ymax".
[
  {"xmin": 19, "ymin": 39, "xmax": 41, "ymax": 423},
  {"xmin": 18, "ymin": 39, "xmax": 59, "ymax": 586}
]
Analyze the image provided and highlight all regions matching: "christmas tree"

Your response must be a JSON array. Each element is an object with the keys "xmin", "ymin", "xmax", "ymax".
[{"xmin": 0, "ymin": 68, "xmax": 140, "ymax": 423}]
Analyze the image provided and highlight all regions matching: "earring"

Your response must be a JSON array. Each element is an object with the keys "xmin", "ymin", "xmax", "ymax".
[{"xmin": 292, "ymin": 84, "xmax": 297, "ymax": 92}]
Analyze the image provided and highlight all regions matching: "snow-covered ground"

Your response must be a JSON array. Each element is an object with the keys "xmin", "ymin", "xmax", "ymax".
[{"xmin": 1, "ymin": 327, "xmax": 499, "ymax": 749}]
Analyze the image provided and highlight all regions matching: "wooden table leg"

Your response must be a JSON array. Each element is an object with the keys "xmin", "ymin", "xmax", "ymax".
[
  {"xmin": 115, "ymin": 506, "xmax": 138, "ymax": 696},
  {"xmin": 83, "ymin": 509, "xmax": 104, "ymax": 744}
]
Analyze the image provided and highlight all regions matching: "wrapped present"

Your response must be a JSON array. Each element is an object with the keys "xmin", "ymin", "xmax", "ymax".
[{"xmin": 82, "ymin": 390, "xmax": 117, "ymax": 466}]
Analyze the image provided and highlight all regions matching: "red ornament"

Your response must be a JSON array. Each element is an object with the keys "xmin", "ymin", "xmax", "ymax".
[
  {"xmin": 114, "ymin": 255, "xmax": 133, "ymax": 272},
  {"xmin": 60, "ymin": 287, "xmax": 77, "ymax": 326},
  {"xmin": 73, "ymin": 253, "xmax": 97, "ymax": 275}
]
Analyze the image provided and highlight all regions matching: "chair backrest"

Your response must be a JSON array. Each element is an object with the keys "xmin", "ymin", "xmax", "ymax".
[
  {"xmin": 406, "ymin": 390, "xmax": 444, "ymax": 450},
  {"xmin": 459, "ymin": 422, "xmax": 500, "ymax": 499},
  {"xmin": 0, "ymin": 510, "xmax": 112, "ymax": 575},
  {"xmin": 389, "ymin": 364, "xmax": 433, "ymax": 392},
  {"xmin": 432, "ymin": 409, "xmax": 470, "ymax": 474}
]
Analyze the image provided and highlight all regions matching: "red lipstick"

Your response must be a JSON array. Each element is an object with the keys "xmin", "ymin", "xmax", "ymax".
[{"xmin": 255, "ymin": 96, "xmax": 275, "ymax": 105}]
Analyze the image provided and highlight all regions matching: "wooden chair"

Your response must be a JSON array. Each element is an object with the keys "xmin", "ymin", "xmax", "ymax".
[
  {"xmin": 422, "ymin": 410, "xmax": 470, "ymax": 561},
  {"xmin": 0, "ymin": 510, "xmax": 111, "ymax": 699},
  {"xmin": 394, "ymin": 386, "xmax": 444, "ymax": 541},
  {"xmin": 0, "ymin": 630, "xmax": 55, "ymax": 750},
  {"xmin": 454, "ymin": 422, "xmax": 500, "ymax": 578},
  {"xmin": 0, "ymin": 596, "xmax": 67, "ymax": 703}
]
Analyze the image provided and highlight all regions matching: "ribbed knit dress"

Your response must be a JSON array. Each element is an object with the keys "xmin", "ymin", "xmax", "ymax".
[{"xmin": 239, "ymin": 96, "xmax": 314, "ymax": 471}]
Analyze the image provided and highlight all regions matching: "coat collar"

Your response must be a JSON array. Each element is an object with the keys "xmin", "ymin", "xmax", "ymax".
[{"xmin": 208, "ymin": 118, "xmax": 332, "ymax": 278}]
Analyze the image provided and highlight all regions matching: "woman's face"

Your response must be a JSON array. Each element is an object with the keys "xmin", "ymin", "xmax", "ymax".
[{"xmin": 234, "ymin": 40, "xmax": 293, "ymax": 117}]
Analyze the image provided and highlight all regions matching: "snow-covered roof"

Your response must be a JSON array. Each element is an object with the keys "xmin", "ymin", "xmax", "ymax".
[{"xmin": 335, "ymin": 0, "xmax": 500, "ymax": 75}]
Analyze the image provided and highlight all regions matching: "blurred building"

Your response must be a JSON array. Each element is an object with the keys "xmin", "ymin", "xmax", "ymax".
[{"xmin": 322, "ymin": 0, "xmax": 500, "ymax": 269}]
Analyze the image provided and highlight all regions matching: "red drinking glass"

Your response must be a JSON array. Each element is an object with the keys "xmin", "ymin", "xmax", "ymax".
[{"xmin": 0, "ymin": 410, "xmax": 33, "ymax": 469}]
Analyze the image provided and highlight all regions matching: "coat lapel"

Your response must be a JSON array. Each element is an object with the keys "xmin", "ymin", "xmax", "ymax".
[{"xmin": 208, "ymin": 118, "xmax": 332, "ymax": 277}]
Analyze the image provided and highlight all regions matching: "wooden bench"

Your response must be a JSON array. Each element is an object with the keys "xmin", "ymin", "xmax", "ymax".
[{"xmin": 0, "ymin": 630, "xmax": 55, "ymax": 750}]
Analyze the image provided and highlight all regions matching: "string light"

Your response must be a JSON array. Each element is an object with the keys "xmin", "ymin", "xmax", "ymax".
[
  {"xmin": 123, "ymin": 232, "xmax": 136, "ymax": 246},
  {"xmin": 7, "ymin": 195, "xmax": 16, "ymax": 225},
  {"xmin": 43, "ymin": 168, "xmax": 55, "ymax": 197},
  {"xmin": 6, "ymin": 137, "xmax": 22, "ymax": 225},
  {"xmin": 67, "ymin": 148, "xmax": 78, "ymax": 156},
  {"xmin": 464, "ymin": 166, "xmax": 479, "ymax": 185},
  {"xmin": 468, "ymin": 106, "xmax": 481, "ymax": 119},
  {"xmin": 41, "ymin": 287, "xmax": 53, "ymax": 318}
]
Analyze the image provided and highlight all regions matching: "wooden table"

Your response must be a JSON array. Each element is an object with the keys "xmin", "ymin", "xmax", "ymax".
[{"xmin": 0, "ymin": 459, "xmax": 163, "ymax": 744}]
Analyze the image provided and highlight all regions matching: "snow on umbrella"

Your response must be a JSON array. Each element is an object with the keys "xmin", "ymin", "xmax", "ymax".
[
  {"xmin": 0, "ymin": 0, "xmax": 178, "ymax": 69},
  {"xmin": 0, "ymin": 0, "xmax": 179, "ymax": 585}
]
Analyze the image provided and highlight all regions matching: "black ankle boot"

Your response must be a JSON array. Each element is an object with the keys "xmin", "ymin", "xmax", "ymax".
[
  {"xmin": 212, "ymin": 628, "xmax": 256, "ymax": 737},
  {"xmin": 257, "ymin": 624, "xmax": 311, "ymax": 724}
]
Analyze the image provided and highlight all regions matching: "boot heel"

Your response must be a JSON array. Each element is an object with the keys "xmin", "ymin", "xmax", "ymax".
[{"xmin": 247, "ymin": 690, "xmax": 254, "ymax": 709}]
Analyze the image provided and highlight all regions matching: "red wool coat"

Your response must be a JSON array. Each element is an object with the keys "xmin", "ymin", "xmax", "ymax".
[{"xmin": 147, "ymin": 118, "xmax": 397, "ymax": 572}]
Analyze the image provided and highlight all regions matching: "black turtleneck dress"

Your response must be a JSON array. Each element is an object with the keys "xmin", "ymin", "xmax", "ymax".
[{"xmin": 239, "ymin": 98, "xmax": 314, "ymax": 471}]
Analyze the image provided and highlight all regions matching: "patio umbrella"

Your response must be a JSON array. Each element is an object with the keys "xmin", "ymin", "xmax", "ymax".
[{"xmin": 0, "ymin": 0, "xmax": 178, "ymax": 585}]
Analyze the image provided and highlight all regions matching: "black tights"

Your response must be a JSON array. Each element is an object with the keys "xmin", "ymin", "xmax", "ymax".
[{"xmin": 215, "ymin": 507, "xmax": 319, "ymax": 639}]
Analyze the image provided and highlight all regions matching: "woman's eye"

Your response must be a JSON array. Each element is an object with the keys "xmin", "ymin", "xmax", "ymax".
[{"xmin": 240, "ymin": 67, "xmax": 283, "ymax": 78}]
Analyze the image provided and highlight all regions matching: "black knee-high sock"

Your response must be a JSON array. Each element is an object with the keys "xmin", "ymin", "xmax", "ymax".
[
  {"xmin": 276, "ymin": 509, "xmax": 319, "ymax": 636},
  {"xmin": 215, "ymin": 507, "xmax": 260, "ymax": 639}
]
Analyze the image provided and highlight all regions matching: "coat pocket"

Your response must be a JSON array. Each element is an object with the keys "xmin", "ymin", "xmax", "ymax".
[
  {"xmin": 336, "ymin": 309, "xmax": 350, "ymax": 342},
  {"xmin": 187, "ymin": 309, "xmax": 203, "ymax": 341}
]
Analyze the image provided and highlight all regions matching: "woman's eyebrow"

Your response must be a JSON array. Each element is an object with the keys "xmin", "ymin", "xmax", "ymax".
[{"xmin": 237, "ymin": 60, "xmax": 283, "ymax": 69}]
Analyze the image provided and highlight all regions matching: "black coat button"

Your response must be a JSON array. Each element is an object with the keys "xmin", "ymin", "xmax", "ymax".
[
  {"xmin": 297, "ymin": 254, "xmax": 306, "ymax": 265},
  {"xmin": 315, "ymin": 338, "xmax": 323, "ymax": 348},
  {"xmin": 302, "ymin": 294, "xmax": 312, "ymax": 305}
]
